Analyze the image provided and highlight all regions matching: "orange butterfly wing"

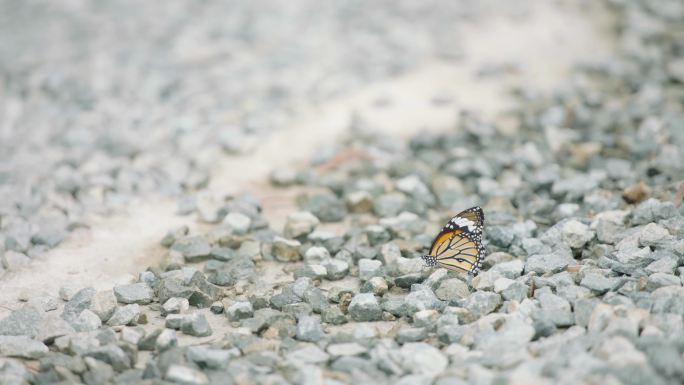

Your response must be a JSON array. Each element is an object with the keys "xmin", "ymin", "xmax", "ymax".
[{"xmin": 425, "ymin": 206, "xmax": 485, "ymax": 275}]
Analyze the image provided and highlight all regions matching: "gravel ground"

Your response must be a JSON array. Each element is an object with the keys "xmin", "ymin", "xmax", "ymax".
[
  {"xmin": 0, "ymin": 0, "xmax": 519, "ymax": 257},
  {"xmin": 2, "ymin": 0, "xmax": 684, "ymax": 385}
]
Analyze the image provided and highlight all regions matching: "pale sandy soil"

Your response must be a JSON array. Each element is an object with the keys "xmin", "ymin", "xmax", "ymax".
[{"xmin": 0, "ymin": 0, "xmax": 614, "ymax": 333}]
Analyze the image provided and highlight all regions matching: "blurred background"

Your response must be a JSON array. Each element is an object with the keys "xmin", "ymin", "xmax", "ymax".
[{"xmin": 0, "ymin": 0, "xmax": 610, "ymax": 216}]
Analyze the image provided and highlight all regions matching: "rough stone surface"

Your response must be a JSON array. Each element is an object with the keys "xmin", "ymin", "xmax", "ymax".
[
  {"xmin": 538, "ymin": 292, "xmax": 574, "ymax": 327},
  {"xmin": 400, "ymin": 342, "xmax": 448, "ymax": 376},
  {"xmin": 162, "ymin": 297, "xmax": 190, "ymax": 315},
  {"xmin": 165, "ymin": 364, "xmax": 209, "ymax": 385},
  {"xmin": 525, "ymin": 253, "xmax": 575, "ymax": 274},
  {"xmin": 459, "ymin": 291, "xmax": 502, "ymax": 318},
  {"xmin": 89, "ymin": 290, "xmax": 118, "ymax": 322},
  {"xmin": 561, "ymin": 220, "xmax": 594, "ymax": 248},
  {"xmin": 114, "ymin": 283, "xmax": 154, "ymax": 304},
  {"xmin": 0, "ymin": 335, "xmax": 49, "ymax": 358},
  {"xmin": 358, "ymin": 259, "xmax": 383, "ymax": 281},
  {"xmin": 272, "ymin": 237, "xmax": 302, "ymax": 262},
  {"xmin": 181, "ymin": 313, "xmax": 213, "ymax": 337},
  {"xmin": 172, "ymin": 236, "xmax": 212, "ymax": 262},
  {"xmin": 107, "ymin": 304, "xmax": 140, "ymax": 326},
  {"xmin": 348, "ymin": 293, "xmax": 382, "ymax": 322},
  {"xmin": 435, "ymin": 279, "xmax": 470, "ymax": 302},
  {"xmin": 296, "ymin": 316, "xmax": 325, "ymax": 342},
  {"xmin": 227, "ymin": 301, "xmax": 254, "ymax": 321},
  {"xmin": 284, "ymin": 211, "xmax": 320, "ymax": 239},
  {"xmin": 0, "ymin": 307, "xmax": 42, "ymax": 338}
]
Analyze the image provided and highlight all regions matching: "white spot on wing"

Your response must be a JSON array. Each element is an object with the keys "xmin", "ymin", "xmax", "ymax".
[{"xmin": 451, "ymin": 216, "xmax": 476, "ymax": 232}]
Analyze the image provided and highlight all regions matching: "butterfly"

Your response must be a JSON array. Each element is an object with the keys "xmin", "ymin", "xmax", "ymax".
[{"xmin": 422, "ymin": 206, "xmax": 485, "ymax": 275}]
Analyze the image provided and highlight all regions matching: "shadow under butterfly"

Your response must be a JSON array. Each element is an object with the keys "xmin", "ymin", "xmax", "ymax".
[{"xmin": 422, "ymin": 206, "xmax": 485, "ymax": 276}]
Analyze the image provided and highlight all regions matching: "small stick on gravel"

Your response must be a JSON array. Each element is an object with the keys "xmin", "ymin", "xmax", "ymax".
[
  {"xmin": 674, "ymin": 181, "xmax": 684, "ymax": 207},
  {"xmin": 315, "ymin": 149, "xmax": 372, "ymax": 175}
]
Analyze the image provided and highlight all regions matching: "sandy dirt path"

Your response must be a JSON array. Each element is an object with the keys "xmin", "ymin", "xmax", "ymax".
[{"xmin": 0, "ymin": 2, "xmax": 614, "ymax": 317}]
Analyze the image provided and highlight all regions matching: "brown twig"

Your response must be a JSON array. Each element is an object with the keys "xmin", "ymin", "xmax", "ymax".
[
  {"xmin": 563, "ymin": 105, "xmax": 575, "ymax": 128},
  {"xmin": 674, "ymin": 181, "xmax": 684, "ymax": 207},
  {"xmin": 314, "ymin": 149, "xmax": 372, "ymax": 175}
]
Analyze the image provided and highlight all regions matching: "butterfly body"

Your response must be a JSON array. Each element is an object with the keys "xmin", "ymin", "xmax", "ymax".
[{"xmin": 422, "ymin": 206, "xmax": 485, "ymax": 275}]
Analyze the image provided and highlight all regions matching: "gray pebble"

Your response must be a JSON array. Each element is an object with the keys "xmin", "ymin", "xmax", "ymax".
[
  {"xmin": 399, "ymin": 342, "xmax": 447, "ymax": 376},
  {"xmin": 403, "ymin": 286, "xmax": 443, "ymax": 316},
  {"xmin": 322, "ymin": 306, "xmax": 347, "ymax": 325},
  {"xmin": 327, "ymin": 342, "xmax": 368, "ymax": 358},
  {"xmin": 296, "ymin": 316, "xmax": 325, "ymax": 342},
  {"xmin": 358, "ymin": 258, "xmax": 383, "ymax": 281},
  {"xmin": 638, "ymin": 223, "xmax": 671, "ymax": 247},
  {"xmin": 303, "ymin": 287, "xmax": 329, "ymax": 313},
  {"xmin": 210, "ymin": 301, "xmax": 224, "ymax": 314},
  {"xmin": 525, "ymin": 253, "xmax": 575, "ymax": 274},
  {"xmin": 171, "ymin": 236, "xmax": 212, "ymax": 262},
  {"xmin": 1, "ymin": 250, "xmax": 30, "ymax": 270},
  {"xmin": 632, "ymin": 199, "xmax": 674, "ymax": 225},
  {"xmin": 284, "ymin": 211, "xmax": 320, "ymax": 239},
  {"xmin": 323, "ymin": 258, "xmax": 350, "ymax": 280},
  {"xmin": 561, "ymin": 220, "xmax": 594, "ymax": 248},
  {"xmin": 157, "ymin": 277, "xmax": 194, "ymax": 305},
  {"xmin": 346, "ymin": 191, "xmax": 374, "ymax": 213},
  {"xmin": 490, "ymin": 259, "xmax": 525, "ymax": 279},
  {"xmin": 36, "ymin": 314, "xmax": 75, "ymax": 343},
  {"xmin": 165, "ymin": 364, "xmax": 209, "ymax": 385},
  {"xmin": 395, "ymin": 273, "xmax": 424, "ymax": 288},
  {"xmin": 84, "ymin": 344, "xmax": 131, "ymax": 371},
  {"xmin": 396, "ymin": 327, "xmax": 428, "ymax": 344},
  {"xmin": 379, "ymin": 212, "xmax": 425, "ymax": 238},
  {"xmin": 62, "ymin": 287, "xmax": 96, "ymax": 322},
  {"xmin": 487, "ymin": 225, "xmax": 515, "ymax": 248},
  {"xmin": 302, "ymin": 192, "xmax": 347, "ymax": 222},
  {"xmin": 0, "ymin": 335, "xmax": 48, "ymax": 358},
  {"xmin": 645, "ymin": 252, "xmax": 679, "ymax": 275},
  {"xmin": 459, "ymin": 292, "xmax": 502, "ymax": 318},
  {"xmin": 574, "ymin": 297, "xmax": 600, "ymax": 327},
  {"xmin": 538, "ymin": 292, "xmax": 574, "ymax": 327},
  {"xmin": 364, "ymin": 225, "xmax": 392, "ymax": 246},
  {"xmin": 501, "ymin": 281, "xmax": 529, "ymax": 302},
  {"xmin": 156, "ymin": 328, "xmax": 178, "ymax": 352},
  {"xmin": 272, "ymin": 236, "xmax": 302, "ymax": 262},
  {"xmin": 85, "ymin": 290, "xmax": 116, "ymax": 323},
  {"xmin": 294, "ymin": 264, "xmax": 328, "ymax": 280},
  {"xmin": 595, "ymin": 211, "xmax": 628, "ymax": 244},
  {"xmin": 270, "ymin": 167, "xmax": 298, "ymax": 186},
  {"xmin": 303, "ymin": 246, "xmax": 331, "ymax": 263},
  {"xmin": 0, "ymin": 306, "xmax": 42, "ymax": 338},
  {"xmin": 83, "ymin": 356, "xmax": 115, "ymax": 384},
  {"xmin": 186, "ymin": 345, "xmax": 235, "ymax": 369},
  {"xmin": 72, "ymin": 309, "xmax": 102, "ymax": 332},
  {"xmin": 107, "ymin": 304, "xmax": 140, "ymax": 326},
  {"xmin": 114, "ymin": 283, "xmax": 154, "ymax": 305},
  {"xmin": 223, "ymin": 212, "xmax": 252, "ymax": 235},
  {"xmin": 270, "ymin": 287, "xmax": 302, "ymax": 310},
  {"xmin": 580, "ymin": 272, "xmax": 621, "ymax": 294},
  {"xmin": 181, "ymin": 313, "xmax": 212, "ymax": 337},
  {"xmin": 647, "ymin": 273, "xmax": 681, "ymax": 290},
  {"xmin": 348, "ymin": 293, "xmax": 382, "ymax": 322},
  {"xmin": 120, "ymin": 326, "xmax": 144, "ymax": 345},
  {"xmin": 58, "ymin": 284, "xmax": 80, "ymax": 301},
  {"xmin": 227, "ymin": 301, "xmax": 254, "ymax": 321},
  {"xmin": 162, "ymin": 297, "xmax": 190, "ymax": 315},
  {"xmin": 373, "ymin": 192, "xmax": 408, "ymax": 218},
  {"xmin": 282, "ymin": 302, "xmax": 313, "ymax": 319},
  {"xmin": 361, "ymin": 276, "xmax": 389, "ymax": 296}
]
